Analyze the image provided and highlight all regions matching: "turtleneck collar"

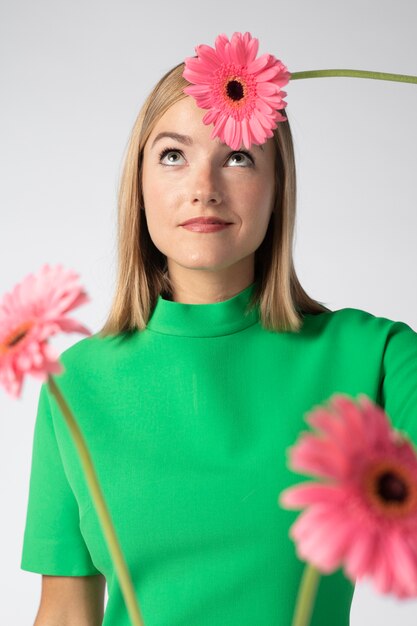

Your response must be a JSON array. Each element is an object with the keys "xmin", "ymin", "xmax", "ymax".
[{"xmin": 146, "ymin": 282, "xmax": 259, "ymax": 337}]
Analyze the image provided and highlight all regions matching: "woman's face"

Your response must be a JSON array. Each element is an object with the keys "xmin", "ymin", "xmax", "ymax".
[{"xmin": 141, "ymin": 95, "xmax": 276, "ymax": 287}]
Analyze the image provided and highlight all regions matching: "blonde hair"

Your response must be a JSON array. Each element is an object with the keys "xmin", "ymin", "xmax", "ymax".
[{"xmin": 98, "ymin": 62, "xmax": 331, "ymax": 337}]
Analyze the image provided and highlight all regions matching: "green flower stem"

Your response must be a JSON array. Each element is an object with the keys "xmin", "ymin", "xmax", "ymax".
[
  {"xmin": 47, "ymin": 375, "xmax": 145, "ymax": 626},
  {"xmin": 290, "ymin": 69, "xmax": 417, "ymax": 84},
  {"xmin": 291, "ymin": 563, "xmax": 321, "ymax": 626}
]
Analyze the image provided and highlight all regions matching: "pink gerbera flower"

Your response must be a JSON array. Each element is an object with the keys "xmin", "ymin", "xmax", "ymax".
[
  {"xmin": 279, "ymin": 393, "xmax": 417, "ymax": 598},
  {"xmin": 182, "ymin": 31, "xmax": 291, "ymax": 150},
  {"xmin": 0, "ymin": 264, "xmax": 91, "ymax": 398}
]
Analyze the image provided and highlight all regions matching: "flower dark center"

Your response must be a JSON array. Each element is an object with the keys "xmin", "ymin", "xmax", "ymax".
[
  {"xmin": 377, "ymin": 471, "xmax": 408, "ymax": 503},
  {"xmin": 8, "ymin": 329, "xmax": 28, "ymax": 347},
  {"xmin": 0, "ymin": 322, "xmax": 32, "ymax": 355},
  {"xmin": 226, "ymin": 80, "xmax": 245, "ymax": 101},
  {"xmin": 364, "ymin": 459, "xmax": 417, "ymax": 519}
]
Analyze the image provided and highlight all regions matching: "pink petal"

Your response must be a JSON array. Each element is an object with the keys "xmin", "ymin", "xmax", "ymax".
[
  {"xmin": 182, "ymin": 68, "xmax": 213, "ymax": 85},
  {"xmin": 325, "ymin": 394, "xmax": 366, "ymax": 442},
  {"xmin": 48, "ymin": 289, "xmax": 89, "ymax": 318},
  {"xmin": 211, "ymin": 114, "xmax": 228, "ymax": 142},
  {"xmin": 223, "ymin": 116, "xmax": 237, "ymax": 149},
  {"xmin": 214, "ymin": 33, "xmax": 229, "ymax": 57},
  {"xmin": 247, "ymin": 114, "xmax": 267, "ymax": 144},
  {"xmin": 247, "ymin": 53, "xmax": 273, "ymax": 75},
  {"xmin": 241, "ymin": 32, "xmax": 250, "ymax": 46},
  {"xmin": 256, "ymin": 81, "xmax": 280, "ymax": 97},
  {"xmin": 291, "ymin": 505, "xmax": 331, "ymax": 543},
  {"xmin": 305, "ymin": 405, "xmax": 360, "ymax": 457},
  {"xmin": 246, "ymin": 36, "xmax": 259, "ymax": 64},
  {"xmin": 183, "ymin": 57, "xmax": 205, "ymax": 73},
  {"xmin": 301, "ymin": 513, "xmax": 353, "ymax": 573},
  {"xmin": 253, "ymin": 108, "xmax": 274, "ymax": 131},
  {"xmin": 275, "ymin": 111, "xmax": 287, "ymax": 123},
  {"xmin": 202, "ymin": 109, "xmax": 220, "ymax": 125},
  {"xmin": 241, "ymin": 118, "xmax": 252, "ymax": 149},
  {"xmin": 183, "ymin": 84, "xmax": 212, "ymax": 98},
  {"xmin": 274, "ymin": 75, "xmax": 291, "ymax": 88},
  {"xmin": 279, "ymin": 482, "xmax": 346, "ymax": 509},
  {"xmin": 7, "ymin": 377, "xmax": 22, "ymax": 398},
  {"xmin": 195, "ymin": 44, "xmax": 221, "ymax": 70},
  {"xmin": 344, "ymin": 528, "xmax": 379, "ymax": 579},
  {"xmin": 222, "ymin": 41, "xmax": 233, "ymax": 65},
  {"xmin": 291, "ymin": 506, "xmax": 347, "ymax": 572},
  {"xmin": 230, "ymin": 118, "xmax": 242, "ymax": 150},
  {"xmin": 263, "ymin": 94, "xmax": 286, "ymax": 107},
  {"xmin": 193, "ymin": 93, "xmax": 214, "ymax": 108},
  {"xmin": 256, "ymin": 98, "xmax": 275, "ymax": 116},
  {"xmin": 230, "ymin": 32, "xmax": 247, "ymax": 66},
  {"xmin": 358, "ymin": 395, "xmax": 393, "ymax": 447},
  {"xmin": 372, "ymin": 542, "xmax": 393, "ymax": 594},
  {"xmin": 385, "ymin": 530, "xmax": 417, "ymax": 597},
  {"xmin": 53, "ymin": 317, "xmax": 91, "ymax": 335},
  {"xmin": 288, "ymin": 434, "xmax": 350, "ymax": 479},
  {"xmin": 212, "ymin": 113, "xmax": 228, "ymax": 134},
  {"xmin": 255, "ymin": 65, "xmax": 285, "ymax": 83},
  {"xmin": 16, "ymin": 352, "xmax": 32, "ymax": 370}
]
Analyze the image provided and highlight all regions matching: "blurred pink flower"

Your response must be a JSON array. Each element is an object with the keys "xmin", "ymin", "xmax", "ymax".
[
  {"xmin": 182, "ymin": 31, "xmax": 290, "ymax": 150},
  {"xmin": 279, "ymin": 393, "xmax": 417, "ymax": 598},
  {"xmin": 0, "ymin": 264, "xmax": 91, "ymax": 398}
]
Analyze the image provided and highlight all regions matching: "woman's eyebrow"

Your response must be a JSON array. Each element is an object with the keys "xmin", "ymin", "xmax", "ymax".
[
  {"xmin": 150, "ymin": 131, "xmax": 264, "ymax": 151},
  {"xmin": 151, "ymin": 132, "xmax": 193, "ymax": 149}
]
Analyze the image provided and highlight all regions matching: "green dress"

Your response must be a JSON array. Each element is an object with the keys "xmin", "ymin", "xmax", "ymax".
[{"xmin": 21, "ymin": 283, "xmax": 417, "ymax": 625}]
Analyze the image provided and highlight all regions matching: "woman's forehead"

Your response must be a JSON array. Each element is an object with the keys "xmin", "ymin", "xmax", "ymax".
[
  {"xmin": 151, "ymin": 97, "xmax": 210, "ymax": 137},
  {"xmin": 148, "ymin": 96, "xmax": 273, "ymax": 155}
]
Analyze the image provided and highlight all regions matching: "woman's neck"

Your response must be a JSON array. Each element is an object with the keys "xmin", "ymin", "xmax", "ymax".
[{"xmin": 166, "ymin": 262, "xmax": 255, "ymax": 304}]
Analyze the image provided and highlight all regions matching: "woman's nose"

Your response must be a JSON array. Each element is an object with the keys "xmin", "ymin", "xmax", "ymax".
[{"xmin": 190, "ymin": 162, "xmax": 223, "ymax": 205}]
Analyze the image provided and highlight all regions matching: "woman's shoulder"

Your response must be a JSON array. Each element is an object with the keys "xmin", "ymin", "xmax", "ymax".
[
  {"xmin": 58, "ymin": 330, "xmax": 134, "ymax": 371},
  {"xmin": 302, "ymin": 305, "xmax": 416, "ymax": 341}
]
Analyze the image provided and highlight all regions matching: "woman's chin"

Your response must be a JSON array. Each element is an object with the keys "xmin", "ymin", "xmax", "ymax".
[{"xmin": 168, "ymin": 256, "xmax": 241, "ymax": 273}]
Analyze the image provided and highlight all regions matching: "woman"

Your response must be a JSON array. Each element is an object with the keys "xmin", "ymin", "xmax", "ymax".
[{"xmin": 21, "ymin": 58, "xmax": 417, "ymax": 626}]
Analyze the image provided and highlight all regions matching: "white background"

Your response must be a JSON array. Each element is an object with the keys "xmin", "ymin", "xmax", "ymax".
[{"xmin": 1, "ymin": 0, "xmax": 416, "ymax": 623}]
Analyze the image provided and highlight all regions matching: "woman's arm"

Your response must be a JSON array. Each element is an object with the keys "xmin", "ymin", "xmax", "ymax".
[{"xmin": 33, "ymin": 574, "xmax": 106, "ymax": 626}]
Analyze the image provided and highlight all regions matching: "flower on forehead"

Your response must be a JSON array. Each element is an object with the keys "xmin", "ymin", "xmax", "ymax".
[
  {"xmin": 0, "ymin": 264, "xmax": 91, "ymax": 398},
  {"xmin": 279, "ymin": 393, "xmax": 417, "ymax": 598},
  {"xmin": 182, "ymin": 31, "xmax": 290, "ymax": 150}
]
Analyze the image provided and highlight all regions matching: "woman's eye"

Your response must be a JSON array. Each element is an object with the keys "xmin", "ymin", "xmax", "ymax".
[
  {"xmin": 227, "ymin": 151, "xmax": 254, "ymax": 167},
  {"xmin": 159, "ymin": 149, "xmax": 185, "ymax": 166}
]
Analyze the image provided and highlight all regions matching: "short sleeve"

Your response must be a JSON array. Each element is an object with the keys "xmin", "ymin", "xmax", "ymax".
[
  {"xmin": 21, "ymin": 382, "xmax": 101, "ymax": 576},
  {"xmin": 380, "ymin": 318, "xmax": 417, "ymax": 448}
]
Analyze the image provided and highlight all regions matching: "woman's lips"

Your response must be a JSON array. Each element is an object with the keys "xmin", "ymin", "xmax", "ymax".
[{"xmin": 181, "ymin": 223, "xmax": 232, "ymax": 233}]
